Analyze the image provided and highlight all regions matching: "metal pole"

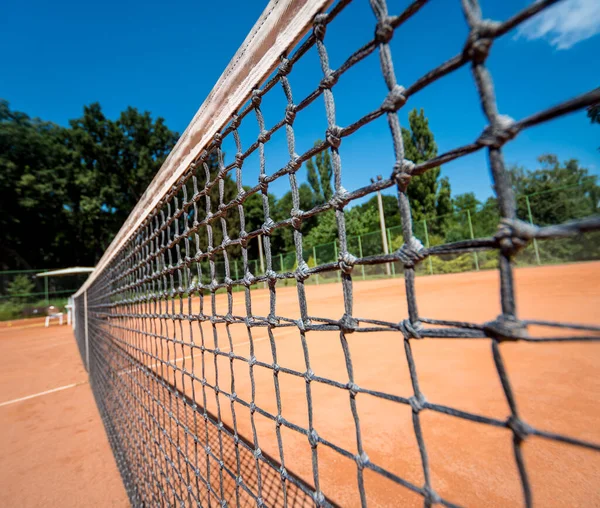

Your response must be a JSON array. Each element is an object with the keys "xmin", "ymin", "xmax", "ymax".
[
  {"xmin": 525, "ymin": 195, "xmax": 541, "ymax": 265},
  {"xmin": 279, "ymin": 253, "xmax": 284, "ymax": 273},
  {"xmin": 257, "ymin": 234, "xmax": 266, "ymax": 288},
  {"xmin": 466, "ymin": 209, "xmax": 479, "ymax": 271},
  {"xmin": 423, "ymin": 219, "xmax": 433, "ymax": 275},
  {"xmin": 84, "ymin": 290, "xmax": 89, "ymax": 372},
  {"xmin": 44, "ymin": 276, "xmax": 49, "ymax": 305},
  {"xmin": 234, "ymin": 260, "xmax": 239, "ymax": 281},
  {"xmin": 258, "ymin": 234, "xmax": 265, "ymax": 274},
  {"xmin": 387, "ymin": 228, "xmax": 395, "ymax": 277},
  {"xmin": 357, "ymin": 235, "xmax": 366, "ymax": 280},
  {"xmin": 312, "ymin": 246, "xmax": 319, "ymax": 285},
  {"xmin": 372, "ymin": 176, "xmax": 391, "ymax": 275},
  {"xmin": 333, "ymin": 241, "xmax": 340, "ymax": 282}
]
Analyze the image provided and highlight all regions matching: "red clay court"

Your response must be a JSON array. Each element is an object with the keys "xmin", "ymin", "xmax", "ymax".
[{"xmin": 1, "ymin": 262, "xmax": 598, "ymax": 507}]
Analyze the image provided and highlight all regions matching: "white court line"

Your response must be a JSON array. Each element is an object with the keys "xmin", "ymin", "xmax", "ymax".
[
  {"xmin": 0, "ymin": 329, "xmax": 300, "ymax": 408},
  {"xmin": 0, "ymin": 382, "xmax": 83, "ymax": 408}
]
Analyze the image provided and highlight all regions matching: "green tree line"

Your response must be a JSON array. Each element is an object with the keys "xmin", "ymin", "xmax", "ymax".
[{"xmin": 1, "ymin": 99, "xmax": 598, "ymax": 272}]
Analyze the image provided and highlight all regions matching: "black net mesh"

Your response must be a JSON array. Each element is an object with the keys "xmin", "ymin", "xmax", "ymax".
[{"xmin": 73, "ymin": 0, "xmax": 600, "ymax": 506}]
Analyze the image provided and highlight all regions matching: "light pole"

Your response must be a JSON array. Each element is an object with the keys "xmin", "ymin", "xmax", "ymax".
[{"xmin": 372, "ymin": 176, "xmax": 391, "ymax": 276}]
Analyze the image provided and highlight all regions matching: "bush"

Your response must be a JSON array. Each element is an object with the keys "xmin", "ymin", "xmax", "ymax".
[
  {"xmin": 0, "ymin": 297, "xmax": 68, "ymax": 322},
  {"xmin": 6, "ymin": 275, "xmax": 35, "ymax": 303},
  {"xmin": 429, "ymin": 253, "xmax": 475, "ymax": 274},
  {"xmin": 479, "ymin": 253, "xmax": 499, "ymax": 270},
  {"xmin": 0, "ymin": 302, "xmax": 20, "ymax": 321}
]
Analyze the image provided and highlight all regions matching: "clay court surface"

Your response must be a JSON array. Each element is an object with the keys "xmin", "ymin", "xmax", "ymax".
[{"xmin": 1, "ymin": 261, "xmax": 599, "ymax": 507}]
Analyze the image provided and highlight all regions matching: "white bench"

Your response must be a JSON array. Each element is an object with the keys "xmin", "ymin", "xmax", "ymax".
[{"xmin": 45, "ymin": 306, "xmax": 64, "ymax": 327}]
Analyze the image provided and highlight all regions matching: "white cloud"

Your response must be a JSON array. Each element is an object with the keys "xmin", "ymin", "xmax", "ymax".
[{"xmin": 515, "ymin": 0, "xmax": 600, "ymax": 49}]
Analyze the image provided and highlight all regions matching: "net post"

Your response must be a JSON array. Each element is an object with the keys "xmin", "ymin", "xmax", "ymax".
[
  {"xmin": 466, "ymin": 209, "xmax": 480, "ymax": 271},
  {"xmin": 44, "ymin": 276, "xmax": 49, "ymax": 305},
  {"xmin": 525, "ymin": 195, "xmax": 541, "ymax": 265},
  {"xmin": 84, "ymin": 290, "xmax": 89, "ymax": 372},
  {"xmin": 312, "ymin": 246, "xmax": 319, "ymax": 285},
  {"xmin": 423, "ymin": 219, "xmax": 433, "ymax": 275},
  {"xmin": 234, "ymin": 260, "xmax": 239, "ymax": 281}
]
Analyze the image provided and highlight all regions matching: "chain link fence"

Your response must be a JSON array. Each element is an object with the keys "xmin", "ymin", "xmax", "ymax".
[
  {"xmin": 204, "ymin": 184, "xmax": 600, "ymax": 284},
  {"xmin": 0, "ymin": 269, "xmax": 87, "ymax": 320}
]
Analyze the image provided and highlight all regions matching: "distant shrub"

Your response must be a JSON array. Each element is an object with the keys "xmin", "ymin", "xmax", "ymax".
[{"xmin": 6, "ymin": 275, "xmax": 35, "ymax": 303}]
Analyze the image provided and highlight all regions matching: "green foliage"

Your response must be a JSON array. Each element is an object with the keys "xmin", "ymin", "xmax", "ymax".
[
  {"xmin": 0, "ymin": 100, "xmax": 178, "ymax": 269},
  {"xmin": 305, "ymin": 141, "xmax": 333, "ymax": 203},
  {"xmin": 65, "ymin": 103, "xmax": 179, "ymax": 263},
  {"xmin": 429, "ymin": 253, "xmax": 474, "ymax": 274},
  {"xmin": 0, "ymin": 100, "xmax": 71, "ymax": 268},
  {"xmin": 0, "ymin": 302, "xmax": 20, "ymax": 321},
  {"xmin": 510, "ymin": 155, "xmax": 598, "ymax": 226},
  {"xmin": 0, "ymin": 297, "xmax": 68, "ymax": 321},
  {"xmin": 303, "ymin": 210, "xmax": 337, "ymax": 249},
  {"xmin": 453, "ymin": 192, "xmax": 480, "ymax": 212},
  {"xmin": 272, "ymin": 183, "xmax": 318, "ymax": 251},
  {"xmin": 353, "ymin": 194, "xmax": 400, "ymax": 230},
  {"xmin": 6, "ymin": 275, "xmax": 35, "ymax": 302},
  {"xmin": 3, "ymin": 93, "xmax": 599, "ymax": 285},
  {"xmin": 401, "ymin": 108, "xmax": 452, "ymax": 231}
]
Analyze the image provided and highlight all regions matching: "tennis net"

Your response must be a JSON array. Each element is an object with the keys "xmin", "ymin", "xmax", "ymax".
[{"xmin": 73, "ymin": 0, "xmax": 600, "ymax": 506}]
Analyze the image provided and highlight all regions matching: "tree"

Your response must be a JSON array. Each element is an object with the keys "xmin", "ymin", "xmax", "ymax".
[
  {"xmin": 7, "ymin": 275, "xmax": 35, "ymax": 303},
  {"xmin": 436, "ymin": 176, "xmax": 453, "ymax": 223},
  {"xmin": 241, "ymin": 185, "xmax": 277, "ymax": 260},
  {"xmin": 507, "ymin": 155, "xmax": 600, "ymax": 263},
  {"xmin": 509, "ymin": 155, "xmax": 599, "ymax": 226},
  {"xmin": 452, "ymin": 192, "xmax": 480, "ymax": 213},
  {"xmin": 401, "ymin": 109, "xmax": 452, "ymax": 231},
  {"xmin": 65, "ymin": 103, "xmax": 179, "ymax": 263},
  {"xmin": 353, "ymin": 194, "xmax": 401, "ymax": 230},
  {"xmin": 0, "ymin": 100, "xmax": 71, "ymax": 269},
  {"xmin": 0, "ymin": 101, "xmax": 179, "ymax": 269},
  {"xmin": 305, "ymin": 142, "xmax": 333, "ymax": 203},
  {"xmin": 303, "ymin": 209, "xmax": 337, "ymax": 250},
  {"xmin": 272, "ymin": 183, "xmax": 317, "ymax": 251}
]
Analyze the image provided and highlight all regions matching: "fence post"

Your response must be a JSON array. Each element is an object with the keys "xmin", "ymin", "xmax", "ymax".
[
  {"xmin": 279, "ymin": 253, "xmax": 284, "ymax": 273},
  {"xmin": 466, "ymin": 209, "xmax": 479, "ymax": 271},
  {"xmin": 312, "ymin": 246, "xmax": 319, "ymax": 285},
  {"xmin": 357, "ymin": 235, "xmax": 366, "ymax": 280},
  {"xmin": 84, "ymin": 290, "xmax": 90, "ymax": 372},
  {"xmin": 44, "ymin": 276, "xmax": 49, "ymax": 305},
  {"xmin": 423, "ymin": 219, "xmax": 433, "ymax": 275},
  {"xmin": 525, "ymin": 195, "xmax": 541, "ymax": 265},
  {"xmin": 333, "ymin": 241, "xmax": 341, "ymax": 282},
  {"xmin": 387, "ymin": 228, "xmax": 396, "ymax": 277}
]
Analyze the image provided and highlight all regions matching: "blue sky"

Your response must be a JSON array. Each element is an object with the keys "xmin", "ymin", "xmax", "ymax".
[{"xmin": 1, "ymin": 0, "xmax": 599, "ymax": 203}]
